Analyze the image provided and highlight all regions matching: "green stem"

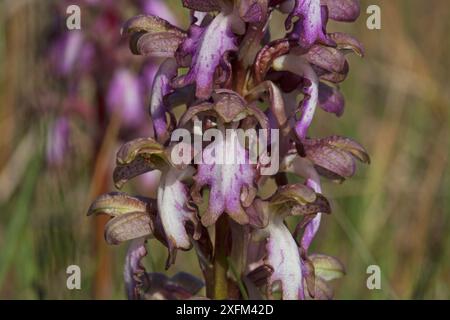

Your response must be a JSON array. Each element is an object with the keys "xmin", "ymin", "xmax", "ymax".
[
  {"xmin": 227, "ymin": 257, "xmax": 249, "ymax": 300},
  {"xmin": 212, "ymin": 215, "xmax": 229, "ymax": 299},
  {"xmin": 0, "ymin": 140, "xmax": 42, "ymax": 288}
]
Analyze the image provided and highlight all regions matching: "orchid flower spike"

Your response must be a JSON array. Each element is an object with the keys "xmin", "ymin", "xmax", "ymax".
[{"xmin": 89, "ymin": 0, "xmax": 369, "ymax": 300}]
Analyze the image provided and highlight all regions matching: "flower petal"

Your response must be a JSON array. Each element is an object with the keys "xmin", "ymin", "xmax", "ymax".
[
  {"xmin": 303, "ymin": 135, "xmax": 370, "ymax": 179},
  {"xmin": 124, "ymin": 238, "xmax": 148, "ymax": 299},
  {"xmin": 310, "ymin": 253, "xmax": 345, "ymax": 281},
  {"xmin": 318, "ymin": 82, "xmax": 345, "ymax": 117},
  {"xmin": 113, "ymin": 138, "xmax": 170, "ymax": 189},
  {"xmin": 321, "ymin": 0, "xmax": 360, "ymax": 22},
  {"xmin": 173, "ymin": 13, "xmax": 238, "ymax": 99},
  {"xmin": 122, "ymin": 14, "xmax": 186, "ymax": 57},
  {"xmin": 304, "ymin": 45, "xmax": 347, "ymax": 74},
  {"xmin": 116, "ymin": 137, "xmax": 168, "ymax": 166},
  {"xmin": 114, "ymin": 157, "xmax": 159, "ymax": 189},
  {"xmin": 271, "ymin": 183, "xmax": 316, "ymax": 205},
  {"xmin": 194, "ymin": 131, "xmax": 256, "ymax": 226},
  {"xmin": 105, "ymin": 211, "xmax": 153, "ymax": 245},
  {"xmin": 158, "ymin": 166, "xmax": 200, "ymax": 265},
  {"xmin": 212, "ymin": 90, "xmax": 248, "ymax": 123},
  {"xmin": 314, "ymin": 60, "xmax": 349, "ymax": 83},
  {"xmin": 272, "ymin": 54, "xmax": 319, "ymax": 139},
  {"xmin": 87, "ymin": 192, "xmax": 153, "ymax": 217},
  {"xmin": 321, "ymin": 135, "xmax": 370, "ymax": 163},
  {"xmin": 253, "ymin": 39, "xmax": 292, "ymax": 84},
  {"xmin": 306, "ymin": 141, "xmax": 355, "ymax": 177},
  {"xmin": 254, "ymin": 214, "xmax": 303, "ymax": 299},
  {"xmin": 286, "ymin": 0, "xmax": 328, "ymax": 48},
  {"xmin": 269, "ymin": 183, "xmax": 331, "ymax": 217},
  {"xmin": 248, "ymin": 186, "xmax": 328, "ymax": 300},
  {"xmin": 329, "ymin": 32, "xmax": 365, "ymax": 57},
  {"xmin": 132, "ymin": 31, "xmax": 186, "ymax": 58},
  {"xmin": 239, "ymin": 0, "xmax": 269, "ymax": 23},
  {"xmin": 150, "ymin": 58, "xmax": 178, "ymax": 143},
  {"xmin": 178, "ymin": 102, "xmax": 215, "ymax": 127}
]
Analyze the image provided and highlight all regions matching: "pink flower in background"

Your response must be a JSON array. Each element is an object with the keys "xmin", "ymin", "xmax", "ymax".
[
  {"xmin": 46, "ymin": 117, "xmax": 70, "ymax": 167},
  {"xmin": 45, "ymin": 0, "xmax": 176, "ymax": 167},
  {"xmin": 106, "ymin": 69, "xmax": 144, "ymax": 128}
]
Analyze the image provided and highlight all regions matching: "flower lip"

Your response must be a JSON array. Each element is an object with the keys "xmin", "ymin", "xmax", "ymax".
[
  {"xmin": 172, "ymin": 12, "xmax": 238, "ymax": 99},
  {"xmin": 192, "ymin": 131, "xmax": 257, "ymax": 227},
  {"xmin": 285, "ymin": 0, "xmax": 329, "ymax": 49}
]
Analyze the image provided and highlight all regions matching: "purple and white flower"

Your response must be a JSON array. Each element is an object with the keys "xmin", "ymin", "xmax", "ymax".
[{"xmin": 89, "ymin": 0, "xmax": 368, "ymax": 300}]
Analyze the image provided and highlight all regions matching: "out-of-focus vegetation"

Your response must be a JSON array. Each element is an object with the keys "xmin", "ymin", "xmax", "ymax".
[{"xmin": 0, "ymin": 0, "xmax": 448, "ymax": 299}]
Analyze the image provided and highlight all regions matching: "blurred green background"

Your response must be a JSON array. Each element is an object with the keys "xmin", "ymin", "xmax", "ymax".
[{"xmin": 0, "ymin": 0, "xmax": 448, "ymax": 299}]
